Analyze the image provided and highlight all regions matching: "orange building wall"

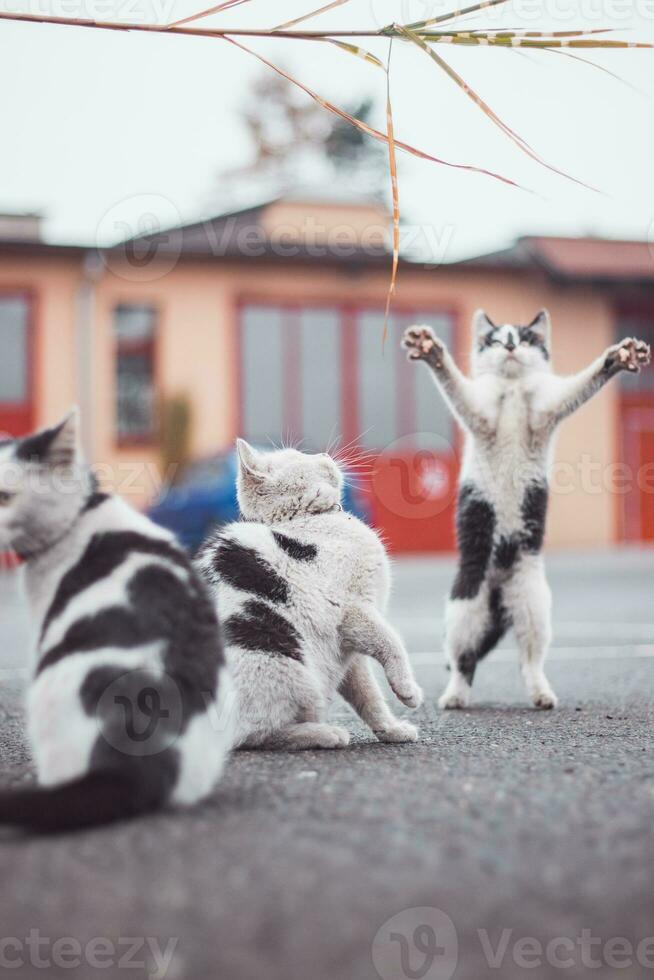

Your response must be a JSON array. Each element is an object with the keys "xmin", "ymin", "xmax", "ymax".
[{"xmin": 1, "ymin": 249, "xmax": 619, "ymax": 549}]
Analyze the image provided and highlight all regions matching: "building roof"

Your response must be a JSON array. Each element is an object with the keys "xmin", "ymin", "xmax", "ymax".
[
  {"xmin": 463, "ymin": 236, "xmax": 654, "ymax": 285},
  {"xmin": 112, "ymin": 197, "xmax": 393, "ymax": 268}
]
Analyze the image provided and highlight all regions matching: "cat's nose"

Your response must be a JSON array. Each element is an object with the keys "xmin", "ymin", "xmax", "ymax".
[{"xmin": 505, "ymin": 337, "xmax": 516, "ymax": 352}]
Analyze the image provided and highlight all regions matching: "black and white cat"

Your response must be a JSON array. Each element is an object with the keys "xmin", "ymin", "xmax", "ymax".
[
  {"xmin": 403, "ymin": 311, "xmax": 650, "ymax": 710},
  {"xmin": 0, "ymin": 410, "xmax": 233, "ymax": 832},
  {"xmin": 197, "ymin": 440, "xmax": 422, "ymax": 749}
]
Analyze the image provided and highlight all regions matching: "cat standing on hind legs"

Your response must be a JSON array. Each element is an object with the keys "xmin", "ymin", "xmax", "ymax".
[{"xmin": 403, "ymin": 310, "xmax": 651, "ymax": 710}]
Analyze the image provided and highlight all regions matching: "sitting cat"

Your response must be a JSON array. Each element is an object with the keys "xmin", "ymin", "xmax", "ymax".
[
  {"xmin": 196, "ymin": 440, "xmax": 422, "ymax": 749},
  {"xmin": 403, "ymin": 311, "xmax": 650, "ymax": 710},
  {"xmin": 0, "ymin": 410, "xmax": 233, "ymax": 832}
]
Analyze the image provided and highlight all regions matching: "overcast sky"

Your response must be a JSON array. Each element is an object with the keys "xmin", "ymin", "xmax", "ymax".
[{"xmin": 2, "ymin": 0, "xmax": 654, "ymax": 260}]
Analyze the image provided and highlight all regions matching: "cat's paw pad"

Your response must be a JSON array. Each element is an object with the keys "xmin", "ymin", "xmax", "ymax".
[
  {"xmin": 614, "ymin": 338, "xmax": 651, "ymax": 373},
  {"xmin": 533, "ymin": 690, "xmax": 558, "ymax": 710},
  {"xmin": 402, "ymin": 325, "xmax": 444, "ymax": 366},
  {"xmin": 438, "ymin": 690, "xmax": 470, "ymax": 710},
  {"xmin": 376, "ymin": 721, "xmax": 419, "ymax": 744},
  {"xmin": 394, "ymin": 681, "xmax": 424, "ymax": 709}
]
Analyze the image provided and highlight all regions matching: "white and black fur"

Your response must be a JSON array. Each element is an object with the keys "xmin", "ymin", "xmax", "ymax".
[
  {"xmin": 197, "ymin": 440, "xmax": 422, "ymax": 750},
  {"xmin": 403, "ymin": 311, "xmax": 650, "ymax": 710},
  {"xmin": 0, "ymin": 410, "xmax": 233, "ymax": 832}
]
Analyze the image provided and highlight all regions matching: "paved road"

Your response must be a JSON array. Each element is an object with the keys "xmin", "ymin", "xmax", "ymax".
[{"xmin": 0, "ymin": 550, "xmax": 653, "ymax": 980}]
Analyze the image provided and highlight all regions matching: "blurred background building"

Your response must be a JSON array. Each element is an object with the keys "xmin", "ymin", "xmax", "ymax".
[{"xmin": 1, "ymin": 198, "xmax": 653, "ymax": 553}]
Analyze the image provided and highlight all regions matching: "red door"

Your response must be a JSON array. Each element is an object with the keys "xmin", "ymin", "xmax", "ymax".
[
  {"xmin": 0, "ymin": 293, "xmax": 33, "ymax": 437},
  {"xmin": 622, "ymin": 404, "xmax": 654, "ymax": 542},
  {"xmin": 349, "ymin": 308, "xmax": 459, "ymax": 554}
]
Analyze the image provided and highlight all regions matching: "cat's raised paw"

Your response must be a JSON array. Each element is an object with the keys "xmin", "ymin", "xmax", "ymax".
[
  {"xmin": 613, "ymin": 338, "xmax": 651, "ymax": 373},
  {"xmin": 376, "ymin": 721, "xmax": 419, "ymax": 744},
  {"xmin": 394, "ymin": 681, "xmax": 424, "ymax": 709},
  {"xmin": 402, "ymin": 325, "xmax": 444, "ymax": 366}
]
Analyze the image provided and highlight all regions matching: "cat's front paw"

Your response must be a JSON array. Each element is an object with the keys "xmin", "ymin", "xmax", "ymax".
[
  {"xmin": 394, "ymin": 681, "xmax": 424, "ymax": 710},
  {"xmin": 533, "ymin": 689, "xmax": 558, "ymax": 710},
  {"xmin": 607, "ymin": 338, "xmax": 651, "ymax": 374},
  {"xmin": 402, "ymin": 325, "xmax": 444, "ymax": 367},
  {"xmin": 375, "ymin": 720, "xmax": 419, "ymax": 744}
]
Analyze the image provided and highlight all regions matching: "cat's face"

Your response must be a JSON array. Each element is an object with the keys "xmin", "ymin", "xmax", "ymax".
[
  {"xmin": 472, "ymin": 310, "xmax": 551, "ymax": 378},
  {"xmin": 0, "ymin": 410, "xmax": 88, "ymax": 557},
  {"xmin": 236, "ymin": 440, "xmax": 344, "ymax": 524}
]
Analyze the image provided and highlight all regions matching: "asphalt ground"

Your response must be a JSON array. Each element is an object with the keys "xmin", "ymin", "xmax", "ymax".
[{"xmin": 0, "ymin": 548, "xmax": 653, "ymax": 980}]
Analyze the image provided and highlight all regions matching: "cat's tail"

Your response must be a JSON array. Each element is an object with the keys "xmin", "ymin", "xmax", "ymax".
[{"xmin": 0, "ymin": 756, "xmax": 177, "ymax": 835}]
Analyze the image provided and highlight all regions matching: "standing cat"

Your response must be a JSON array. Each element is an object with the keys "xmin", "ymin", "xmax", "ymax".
[
  {"xmin": 197, "ymin": 440, "xmax": 422, "ymax": 749},
  {"xmin": 403, "ymin": 311, "xmax": 650, "ymax": 710},
  {"xmin": 0, "ymin": 410, "xmax": 233, "ymax": 832}
]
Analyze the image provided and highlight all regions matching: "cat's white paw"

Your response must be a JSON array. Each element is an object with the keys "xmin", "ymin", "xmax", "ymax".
[
  {"xmin": 438, "ymin": 693, "xmax": 470, "ymax": 710},
  {"xmin": 438, "ymin": 674, "xmax": 471, "ymax": 709},
  {"xmin": 533, "ymin": 689, "xmax": 558, "ymax": 710},
  {"xmin": 376, "ymin": 721, "xmax": 419, "ymax": 744},
  {"xmin": 320, "ymin": 725, "xmax": 351, "ymax": 747},
  {"xmin": 394, "ymin": 682, "xmax": 424, "ymax": 710}
]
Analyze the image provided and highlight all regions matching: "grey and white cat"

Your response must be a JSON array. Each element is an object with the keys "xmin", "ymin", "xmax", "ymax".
[
  {"xmin": 197, "ymin": 440, "xmax": 422, "ymax": 749},
  {"xmin": 0, "ymin": 410, "xmax": 233, "ymax": 832},
  {"xmin": 403, "ymin": 311, "xmax": 650, "ymax": 710}
]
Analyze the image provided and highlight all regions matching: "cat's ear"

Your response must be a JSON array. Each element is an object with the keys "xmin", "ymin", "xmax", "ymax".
[
  {"xmin": 236, "ymin": 439, "xmax": 267, "ymax": 483},
  {"xmin": 528, "ymin": 309, "xmax": 551, "ymax": 348},
  {"xmin": 16, "ymin": 407, "xmax": 81, "ymax": 469},
  {"xmin": 472, "ymin": 309, "xmax": 496, "ymax": 340}
]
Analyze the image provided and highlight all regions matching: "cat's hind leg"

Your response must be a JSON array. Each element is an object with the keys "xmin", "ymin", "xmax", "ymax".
[
  {"xmin": 503, "ymin": 556, "xmax": 557, "ymax": 709},
  {"xmin": 339, "ymin": 604, "xmax": 423, "ymax": 710},
  {"xmin": 267, "ymin": 722, "xmax": 350, "ymax": 750},
  {"xmin": 339, "ymin": 656, "xmax": 419, "ymax": 743},
  {"xmin": 439, "ymin": 583, "xmax": 510, "ymax": 709}
]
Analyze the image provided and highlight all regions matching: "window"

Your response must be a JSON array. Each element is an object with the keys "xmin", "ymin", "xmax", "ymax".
[
  {"xmin": 239, "ymin": 303, "xmax": 455, "ymax": 452},
  {"xmin": 0, "ymin": 296, "xmax": 29, "ymax": 405},
  {"xmin": 114, "ymin": 305, "xmax": 157, "ymax": 442},
  {"xmin": 356, "ymin": 309, "xmax": 454, "ymax": 452}
]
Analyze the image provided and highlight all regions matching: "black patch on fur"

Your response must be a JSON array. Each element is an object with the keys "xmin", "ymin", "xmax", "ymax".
[
  {"xmin": 15, "ymin": 422, "xmax": 64, "ymax": 463},
  {"xmin": 518, "ymin": 326, "xmax": 550, "ymax": 360},
  {"xmin": 0, "ymin": 749, "xmax": 180, "ymax": 832},
  {"xmin": 521, "ymin": 481, "xmax": 548, "ymax": 553},
  {"xmin": 41, "ymin": 531, "xmax": 189, "ymax": 638},
  {"xmin": 272, "ymin": 531, "xmax": 317, "ymax": 562},
  {"xmin": 82, "ymin": 473, "xmax": 110, "ymax": 512},
  {"xmin": 83, "ymin": 491, "xmax": 110, "ymax": 512},
  {"xmin": 479, "ymin": 328, "xmax": 498, "ymax": 352},
  {"xmin": 38, "ymin": 563, "xmax": 224, "ymax": 730},
  {"xmin": 494, "ymin": 534, "xmax": 520, "ymax": 570},
  {"xmin": 212, "ymin": 537, "xmax": 289, "ymax": 604},
  {"xmin": 451, "ymin": 484, "xmax": 496, "ymax": 600},
  {"xmin": 458, "ymin": 587, "xmax": 511, "ymax": 685},
  {"xmin": 224, "ymin": 599, "xmax": 301, "ymax": 661}
]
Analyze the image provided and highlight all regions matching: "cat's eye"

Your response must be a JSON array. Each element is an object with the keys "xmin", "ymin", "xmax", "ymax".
[
  {"xmin": 491, "ymin": 339, "xmax": 502, "ymax": 346},
  {"xmin": 0, "ymin": 490, "xmax": 15, "ymax": 506}
]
